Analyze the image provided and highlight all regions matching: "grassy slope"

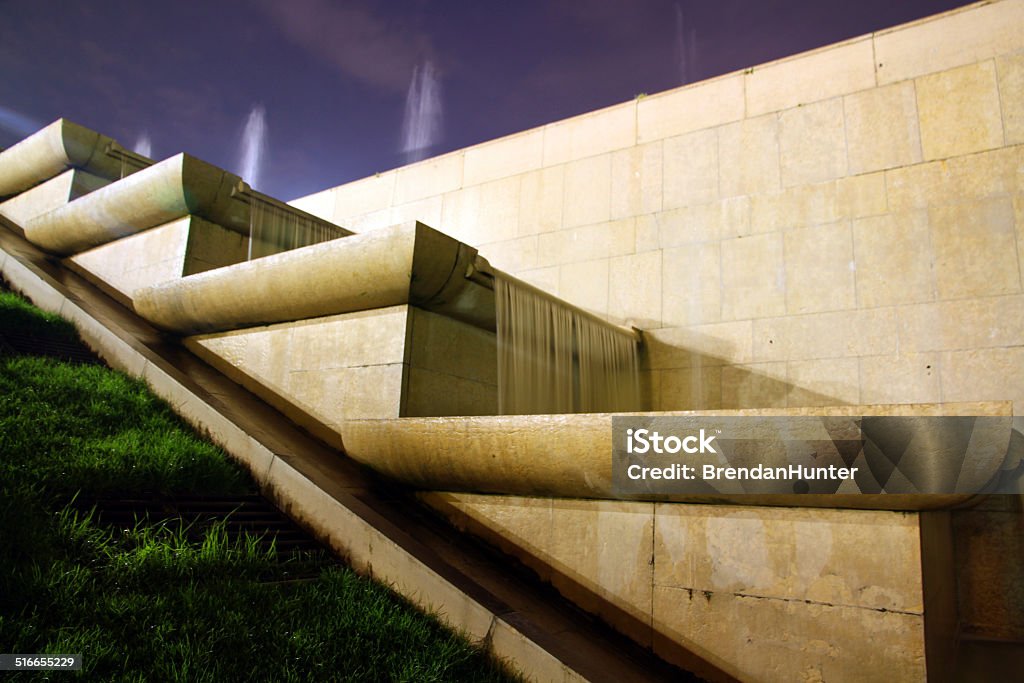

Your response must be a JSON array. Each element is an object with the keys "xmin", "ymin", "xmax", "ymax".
[{"xmin": 0, "ymin": 290, "xmax": 516, "ymax": 682}]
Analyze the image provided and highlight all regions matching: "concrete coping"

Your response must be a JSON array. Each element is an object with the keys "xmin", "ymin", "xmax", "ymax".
[{"xmin": 337, "ymin": 402, "xmax": 1017, "ymax": 511}]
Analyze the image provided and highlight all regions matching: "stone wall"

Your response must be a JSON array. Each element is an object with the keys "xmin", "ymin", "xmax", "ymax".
[{"xmin": 293, "ymin": 0, "xmax": 1024, "ymax": 417}]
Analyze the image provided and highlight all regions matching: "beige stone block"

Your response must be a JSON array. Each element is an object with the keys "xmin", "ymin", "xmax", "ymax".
[
  {"xmin": 393, "ymin": 153, "xmax": 463, "ymax": 205},
  {"xmin": 514, "ymin": 265, "xmax": 559, "ymax": 295},
  {"xmin": 720, "ymin": 362, "xmax": 789, "ymax": 408},
  {"xmin": 657, "ymin": 198, "xmax": 750, "ymax": 247},
  {"xmin": 408, "ymin": 308, "xmax": 496, "ymax": 384},
  {"xmin": 998, "ymin": 52, "xmax": 1024, "ymax": 144},
  {"xmin": 322, "ymin": 364, "xmax": 404, "ymax": 419},
  {"xmin": 916, "ymin": 61, "xmax": 1004, "ymax": 161},
  {"xmin": 750, "ymin": 182, "xmax": 838, "ymax": 233},
  {"xmin": 652, "ymin": 586, "xmax": 925, "ymax": 683},
  {"xmin": 0, "ymin": 169, "xmax": 106, "ymax": 225},
  {"xmin": 786, "ymin": 358, "xmax": 860, "ymax": 406},
  {"xmin": 883, "ymin": 160, "xmax": 947, "ymax": 213},
  {"xmin": 852, "ymin": 210, "xmax": 935, "ymax": 307},
  {"xmin": 609, "ymin": 250, "xmax": 662, "ymax": 328},
  {"xmin": 440, "ymin": 175, "xmax": 519, "ymax": 246},
  {"xmin": 662, "ymin": 128, "xmax": 719, "ymax": 209},
  {"xmin": 636, "ymin": 73, "xmax": 744, "ymax": 143},
  {"xmin": 930, "ymin": 197, "xmax": 1020, "ymax": 299},
  {"xmin": 389, "ymin": 196, "xmax": 443, "ymax": 231},
  {"xmin": 662, "ymin": 243, "xmax": 720, "ymax": 327},
  {"xmin": 753, "ymin": 308, "xmax": 898, "ymax": 362},
  {"xmin": 287, "ymin": 187, "xmax": 336, "ymax": 222},
  {"xmin": 659, "ymin": 365, "xmax": 722, "ymax": 410},
  {"xmin": 746, "ymin": 37, "xmax": 875, "ymax": 116},
  {"xmin": 884, "ymin": 147, "xmax": 1021, "ymax": 213},
  {"xmin": 634, "ymin": 214, "xmax": 659, "ymax": 252},
  {"xmin": 874, "ymin": 0, "xmax": 1024, "ymax": 84},
  {"xmin": 836, "ymin": 172, "xmax": 887, "ymax": 219},
  {"xmin": 331, "ymin": 172, "xmax": 395, "ymax": 221},
  {"xmin": 288, "ymin": 307, "xmax": 409, "ymax": 370},
  {"xmin": 642, "ymin": 369, "xmax": 661, "ymax": 410},
  {"xmin": 480, "ymin": 235, "xmax": 538, "ymax": 273},
  {"xmin": 1017, "ymin": 195, "xmax": 1024, "ymax": 286},
  {"xmin": 720, "ymin": 233, "xmax": 785, "ymax": 321},
  {"xmin": 778, "ymin": 98, "xmax": 848, "ymax": 187},
  {"xmin": 940, "ymin": 347, "xmax": 1024, "ymax": 413},
  {"xmin": 405, "ymin": 368, "xmax": 497, "ymax": 417},
  {"xmin": 897, "ymin": 295, "xmax": 1024, "ymax": 353},
  {"xmin": 518, "ymin": 165, "xmax": 564, "ymax": 236},
  {"xmin": 610, "ymin": 142, "xmax": 662, "ymax": 219},
  {"xmin": 548, "ymin": 499, "xmax": 654, "ymax": 645},
  {"xmin": 844, "ymin": 82, "xmax": 923, "ymax": 174},
  {"xmin": 558, "ymin": 259, "xmax": 609, "ymax": 316},
  {"xmin": 653, "ymin": 505, "xmax": 923, "ymax": 611},
  {"xmin": 645, "ymin": 320, "xmax": 754, "ymax": 369},
  {"xmin": 463, "ymin": 128, "xmax": 543, "ymax": 186},
  {"xmin": 784, "ymin": 221, "xmax": 856, "ymax": 314},
  {"xmin": 542, "ymin": 102, "xmax": 636, "ymax": 166},
  {"xmin": 536, "ymin": 218, "xmax": 634, "ymax": 268},
  {"xmin": 343, "ymin": 208, "xmax": 393, "ymax": 233},
  {"xmin": 859, "ymin": 353, "xmax": 942, "ymax": 405},
  {"xmin": 562, "ymin": 155, "xmax": 611, "ymax": 228},
  {"xmin": 718, "ymin": 114, "xmax": 781, "ymax": 198}
]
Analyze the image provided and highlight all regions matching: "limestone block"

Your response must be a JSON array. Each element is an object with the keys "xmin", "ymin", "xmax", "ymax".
[
  {"xmin": 480, "ymin": 235, "xmax": 539, "ymax": 273},
  {"xmin": 720, "ymin": 233, "xmax": 786, "ymax": 321},
  {"xmin": 746, "ymin": 37, "xmax": 875, "ymax": 117},
  {"xmin": 656, "ymin": 199, "xmax": 749, "ymax": 247},
  {"xmin": 0, "ymin": 169, "xmax": 107, "ymax": 226},
  {"xmin": 636, "ymin": 73, "xmax": 744, "ymax": 143},
  {"xmin": 750, "ymin": 181, "xmax": 838, "ymax": 233},
  {"xmin": 287, "ymin": 307, "xmax": 409, "ymax": 370},
  {"xmin": 463, "ymin": 128, "xmax": 543, "ymax": 186},
  {"xmin": 659, "ymin": 365, "xmax": 722, "ymax": 411},
  {"xmin": 844, "ymin": 82, "xmax": 923, "ymax": 174},
  {"xmin": 389, "ymin": 196, "xmax": 442, "ymax": 233},
  {"xmin": 562, "ymin": 155, "xmax": 611, "ymax": 228},
  {"xmin": 610, "ymin": 142, "xmax": 662, "ymax": 219},
  {"xmin": 835, "ymin": 172, "xmax": 887, "ymax": 219},
  {"xmin": 662, "ymin": 243, "xmax": 721, "ymax": 327},
  {"xmin": 514, "ymin": 265, "xmax": 560, "ymax": 295},
  {"xmin": 441, "ymin": 175, "xmax": 519, "ymax": 246},
  {"xmin": 662, "ymin": 128, "xmax": 719, "ymax": 209},
  {"xmin": 343, "ymin": 208, "xmax": 393, "ymax": 233},
  {"xmin": 332, "ymin": 171, "xmax": 395, "ymax": 222},
  {"xmin": 408, "ymin": 307, "xmax": 497, "ymax": 385},
  {"xmin": 940, "ymin": 347, "xmax": 1024, "ymax": 411},
  {"xmin": 786, "ymin": 358, "xmax": 861, "ymax": 407},
  {"xmin": 286, "ymin": 187, "xmax": 336, "ymax": 222},
  {"xmin": 322, "ymin": 364, "xmax": 404, "ymax": 419},
  {"xmin": 405, "ymin": 368, "xmax": 497, "ymax": 417},
  {"xmin": 783, "ymin": 221, "xmax": 856, "ymax": 315},
  {"xmin": 720, "ymin": 362, "xmax": 789, "ymax": 408},
  {"xmin": 884, "ymin": 160, "xmax": 948, "ymax": 213},
  {"xmin": 859, "ymin": 353, "xmax": 943, "ymax": 405},
  {"xmin": 644, "ymin": 320, "xmax": 754, "ymax": 369},
  {"xmin": 518, "ymin": 165, "xmax": 564, "ymax": 236},
  {"xmin": 930, "ymin": 197, "xmax": 1020, "ymax": 299},
  {"xmin": 653, "ymin": 505, "xmax": 923, "ymax": 612},
  {"xmin": 183, "ymin": 220, "xmax": 247, "ymax": 275},
  {"xmin": 536, "ymin": 218, "xmax": 634, "ymax": 268},
  {"xmin": 643, "ymin": 369, "xmax": 661, "ymax": 410},
  {"xmin": 548, "ymin": 499, "xmax": 655, "ymax": 645},
  {"xmin": 852, "ymin": 210, "xmax": 935, "ymax": 307},
  {"xmin": 874, "ymin": 0, "xmax": 1024, "ymax": 84},
  {"xmin": 608, "ymin": 250, "xmax": 662, "ymax": 328},
  {"xmin": 558, "ymin": 259, "xmax": 609, "ymax": 316},
  {"xmin": 752, "ymin": 308, "xmax": 898, "ymax": 362},
  {"xmin": 542, "ymin": 102, "xmax": 636, "ymax": 166},
  {"xmin": 652, "ymin": 586, "xmax": 925, "ymax": 683},
  {"xmin": 393, "ymin": 152, "xmax": 463, "ymax": 205},
  {"xmin": 896, "ymin": 295, "xmax": 1024, "ymax": 353},
  {"xmin": 916, "ymin": 61, "xmax": 1004, "ymax": 161},
  {"xmin": 998, "ymin": 52, "xmax": 1024, "ymax": 144},
  {"xmin": 779, "ymin": 98, "xmax": 848, "ymax": 187},
  {"xmin": 718, "ymin": 114, "xmax": 781, "ymax": 198},
  {"xmin": 634, "ymin": 214, "xmax": 660, "ymax": 252}
]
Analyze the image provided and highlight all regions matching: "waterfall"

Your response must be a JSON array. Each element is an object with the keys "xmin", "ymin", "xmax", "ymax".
[
  {"xmin": 246, "ymin": 194, "xmax": 347, "ymax": 260},
  {"xmin": 239, "ymin": 104, "xmax": 267, "ymax": 190},
  {"xmin": 495, "ymin": 275, "xmax": 640, "ymax": 415},
  {"xmin": 400, "ymin": 61, "xmax": 442, "ymax": 163}
]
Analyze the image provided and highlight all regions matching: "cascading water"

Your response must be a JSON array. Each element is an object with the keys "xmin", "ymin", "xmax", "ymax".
[
  {"xmin": 246, "ymin": 193, "xmax": 347, "ymax": 261},
  {"xmin": 495, "ymin": 275, "xmax": 640, "ymax": 415},
  {"xmin": 239, "ymin": 104, "xmax": 267, "ymax": 190},
  {"xmin": 133, "ymin": 132, "xmax": 152, "ymax": 158},
  {"xmin": 400, "ymin": 61, "xmax": 442, "ymax": 164}
]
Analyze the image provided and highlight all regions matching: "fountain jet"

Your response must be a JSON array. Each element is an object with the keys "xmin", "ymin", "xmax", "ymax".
[
  {"xmin": 239, "ymin": 104, "xmax": 267, "ymax": 190},
  {"xmin": 133, "ymin": 132, "xmax": 152, "ymax": 158},
  {"xmin": 674, "ymin": 4, "xmax": 697, "ymax": 85},
  {"xmin": 400, "ymin": 61, "xmax": 442, "ymax": 164}
]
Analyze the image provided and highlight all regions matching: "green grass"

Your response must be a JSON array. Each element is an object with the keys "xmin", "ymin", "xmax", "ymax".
[{"xmin": 0, "ymin": 290, "xmax": 517, "ymax": 682}]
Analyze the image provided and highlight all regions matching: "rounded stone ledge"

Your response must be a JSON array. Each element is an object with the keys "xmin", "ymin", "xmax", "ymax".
[{"xmin": 337, "ymin": 402, "xmax": 1013, "ymax": 511}]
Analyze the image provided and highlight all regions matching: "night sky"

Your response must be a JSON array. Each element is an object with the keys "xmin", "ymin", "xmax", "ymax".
[{"xmin": 0, "ymin": 1, "xmax": 967, "ymax": 201}]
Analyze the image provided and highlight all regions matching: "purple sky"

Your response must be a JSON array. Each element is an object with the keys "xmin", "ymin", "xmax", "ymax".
[{"xmin": 0, "ymin": 0, "xmax": 967, "ymax": 201}]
